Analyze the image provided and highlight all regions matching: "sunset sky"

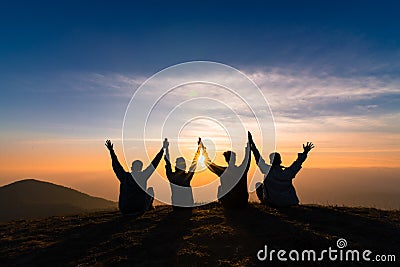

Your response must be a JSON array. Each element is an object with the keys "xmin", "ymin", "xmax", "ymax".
[{"xmin": 1, "ymin": 1, "xmax": 399, "ymax": 207}]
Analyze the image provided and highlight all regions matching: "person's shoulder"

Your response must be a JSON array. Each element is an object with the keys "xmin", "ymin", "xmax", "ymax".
[
  {"xmin": 118, "ymin": 170, "xmax": 129, "ymax": 175},
  {"xmin": 270, "ymin": 166, "xmax": 282, "ymax": 173},
  {"xmin": 131, "ymin": 171, "xmax": 144, "ymax": 177}
]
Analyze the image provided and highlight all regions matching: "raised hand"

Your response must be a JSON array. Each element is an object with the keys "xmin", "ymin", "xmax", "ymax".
[
  {"xmin": 105, "ymin": 140, "xmax": 113, "ymax": 151},
  {"xmin": 248, "ymin": 131, "xmax": 254, "ymax": 144},
  {"xmin": 198, "ymin": 137, "xmax": 206, "ymax": 150},
  {"xmin": 303, "ymin": 142, "xmax": 315, "ymax": 153},
  {"xmin": 163, "ymin": 138, "xmax": 169, "ymax": 149}
]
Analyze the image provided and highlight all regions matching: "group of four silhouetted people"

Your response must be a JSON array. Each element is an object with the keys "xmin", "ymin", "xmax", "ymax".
[{"xmin": 105, "ymin": 133, "xmax": 314, "ymax": 215}]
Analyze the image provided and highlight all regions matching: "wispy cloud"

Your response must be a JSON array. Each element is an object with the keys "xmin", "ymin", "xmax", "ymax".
[
  {"xmin": 5, "ymin": 66, "xmax": 398, "ymax": 150},
  {"xmin": 89, "ymin": 66, "xmax": 399, "ymax": 134},
  {"xmin": 241, "ymin": 68, "xmax": 400, "ymax": 132}
]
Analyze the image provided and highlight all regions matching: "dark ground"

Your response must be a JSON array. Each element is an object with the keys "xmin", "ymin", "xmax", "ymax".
[{"xmin": 0, "ymin": 203, "xmax": 399, "ymax": 266}]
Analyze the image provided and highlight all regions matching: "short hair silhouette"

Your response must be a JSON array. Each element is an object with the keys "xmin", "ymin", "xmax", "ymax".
[
  {"xmin": 131, "ymin": 160, "xmax": 143, "ymax": 172},
  {"xmin": 223, "ymin": 151, "xmax": 236, "ymax": 165},
  {"xmin": 175, "ymin": 157, "xmax": 186, "ymax": 171},
  {"xmin": 269, "ymin": 152, "xmax": 282, "ymax": 166}
]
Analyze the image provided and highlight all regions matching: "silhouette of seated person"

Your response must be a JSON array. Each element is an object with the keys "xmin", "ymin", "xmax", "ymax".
[
  {"xmin": 105, "ymin": 140, "xmax": 164, "ymax": 215},
  {"xmin": 164, "ymin": 138, "xmax": 201, "ymax": 210},
  {"xmin": 249, "ymin": 133, "xmax": 314, "ymax": 207},
  {"xmin": 201, "ymin": 132, "xmax": 251, "ymax": 209}
]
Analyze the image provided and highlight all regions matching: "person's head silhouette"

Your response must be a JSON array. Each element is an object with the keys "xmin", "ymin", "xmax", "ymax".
[
  {"xmin": 175, "ymin": 157, "xmax": 186, "ymax": 171},
  {"xmin": 223, "ymin": 151, "xmax": 236, "ymax": 166},
  {"xmin": 269, "ymin": 152, "xmax": 282, "ymax": 166},
  {"xmin": 131, "ymin": 160, "xmax": 143, "ymax": 172}
]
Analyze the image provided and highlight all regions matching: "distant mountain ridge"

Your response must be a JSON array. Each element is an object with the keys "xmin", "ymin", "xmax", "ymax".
[{"xmin": 0, "ymin": 179, "xmax": 117, "ymax": 221}]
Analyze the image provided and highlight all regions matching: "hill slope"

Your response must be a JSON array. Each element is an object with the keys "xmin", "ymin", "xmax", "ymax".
[
  {"xmin": 0, "ymin": 203, "xmax": 398, "ymax": 266},
  {"xmin": 0, "ymin": 179, "xmax": 116, "ymax": 221}
]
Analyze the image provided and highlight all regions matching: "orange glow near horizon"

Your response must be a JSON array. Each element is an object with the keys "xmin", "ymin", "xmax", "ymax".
[
  {"xmin": 2, "ymin": 129, "xmax": 398, "ymax": 175},
  {"xmin": 1, "ymin": 129, "xmax": 399, "ymax": 205}
]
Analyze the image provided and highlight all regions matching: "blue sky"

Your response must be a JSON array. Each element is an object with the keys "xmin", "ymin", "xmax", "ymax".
[
  {"xmin": 1, "ymin": 0, "xmax": 400, "ymax": 205},
  {"xmin": 1, "ymin": 1, "xmax": 400, "ymax": 74},
  {"xmin": 1, "ymin": 0, "xmax": 399, "ymax": 169}
]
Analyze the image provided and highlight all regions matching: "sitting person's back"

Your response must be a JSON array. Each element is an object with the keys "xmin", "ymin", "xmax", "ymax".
[
  {"xmin": 105, "ymin": 140, "xmax": 164, "ymax": 215},
  {"xmin": 202, "ymin": 133, "xmax": 251, "ymax": 209},
  {"xmin": 118, "ymin": 170, "xmax": 150, "ymax": 213},
  {"xmin": 249, "ymin": 133, "xmax": 314, "ymax": 207},
  {"xmin": 164, "ymin": 138, "xmax": 201, "ymax": 209},
  {"xmin": 217, "ymin": 163, "xmax": 250, "ymax": 209},
  {"xmin": 262, "ymin": 152, "xmax": 307, "ymax": 207}
]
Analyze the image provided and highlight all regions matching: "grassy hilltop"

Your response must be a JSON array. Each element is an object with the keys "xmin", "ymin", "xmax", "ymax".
[{"xmin": 1, "ymin": 203, "xmax": 399, "ymax": 266}]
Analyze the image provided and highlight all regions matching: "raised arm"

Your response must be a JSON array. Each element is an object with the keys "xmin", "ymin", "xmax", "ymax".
[
  {"xmin": 285, "ymin": 142, "xmax": 314, "ymax": 178},
  {"xmin": 188, "ymin": 138, "xmax": 202, "ymax": 173},
  {"xmin": 239, "ymin": 132, "xmax": 251, "ymax": 171},
  {"xmin": 249, "ymin": 132, "xmax": 270, "ymax": 174},
  {"xmin": 183, "ymin": 138, "xmax": 202, "ymax": 184},
  {"xmin": 201, "ymin": 142, "xmax": 226, "ymax": 176},
  {"xmin": 142, "ymin": 146, "xmax": 164, "ymax": 179},
  {"xmin": 105, "ymin": 140, "xmax": 125, "ymax": 181},
  {"xmin": 163, "ymin": 138, "xmax": 173, "ymax": 180}
]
